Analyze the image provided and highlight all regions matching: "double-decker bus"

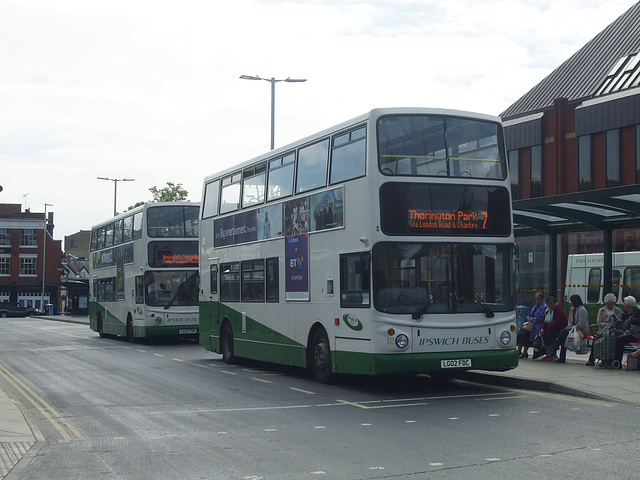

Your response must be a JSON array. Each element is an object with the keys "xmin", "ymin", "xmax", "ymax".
[
  {"xmin": 199, "ymin": 108, "xmax": 517, "ymax": 382},
  {"xmin": 89, "ymin": 202, "xmax": 200, "ymax": 341}
]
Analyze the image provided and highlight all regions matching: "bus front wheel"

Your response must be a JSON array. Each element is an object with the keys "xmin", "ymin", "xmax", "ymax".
[
  {"xmin": 310, "ymin": 329, "xmax": 333, "ymax": 384},
  {"xmin": 221, "ymin": 322, "xmax": 235, "ymax": 363}
]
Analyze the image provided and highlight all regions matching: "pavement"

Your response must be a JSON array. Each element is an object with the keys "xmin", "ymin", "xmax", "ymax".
[{"xmin": 1, "ymin": 316, "xmax": 639, "ymax": 477}]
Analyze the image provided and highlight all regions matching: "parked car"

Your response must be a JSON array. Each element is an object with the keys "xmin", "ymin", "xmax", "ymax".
[{"xmin": 0, "ymin": 302, "xmax": 39, "ymax": 318}]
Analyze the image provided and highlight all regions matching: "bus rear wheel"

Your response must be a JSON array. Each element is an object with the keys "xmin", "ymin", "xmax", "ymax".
[
  {"xmin": 221, "ymin": 322, "xmax": 235, "ymax": 363},
  {"xmin": 310, "ymin": 329, "xmax": 333, "ymax": 384}
]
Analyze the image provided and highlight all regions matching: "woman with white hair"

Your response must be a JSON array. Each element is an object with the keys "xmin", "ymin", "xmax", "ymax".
[
  {"xmin": 586, "ymin": 293, "xmax": 622, "ymax": 366},
  {"xmin": 613, "ymin": 295, "xmax": 640, "ymax": 367}
]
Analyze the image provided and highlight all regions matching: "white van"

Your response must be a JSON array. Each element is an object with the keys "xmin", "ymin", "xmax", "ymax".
[{"xmin": 564, "ymin": 252, "xmax": 640, "ymax": 305}]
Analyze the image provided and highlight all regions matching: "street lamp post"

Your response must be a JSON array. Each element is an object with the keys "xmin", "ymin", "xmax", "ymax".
[
  {"xmin": 240, "ymin": 74, "xmax": 307, "ymax": 150},
  {"xmin": 41, "ymin": 203, "xmax": 53, "ymax": 314},
  {"xmin": 97, "ymin": 177, "xmax": 135, "ymax": 216}
]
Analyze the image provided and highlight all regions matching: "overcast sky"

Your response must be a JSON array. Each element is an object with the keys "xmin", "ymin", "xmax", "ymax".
[{"xmin": 0, "ymin": 0, "xmax": 636, "ymax": 242}]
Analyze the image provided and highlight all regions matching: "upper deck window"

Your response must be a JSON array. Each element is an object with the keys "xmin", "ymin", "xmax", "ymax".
[
  {"xmin": 202, "ymin": 179, "xmax": 220, "ymax": 219},
  {"xmin": 267, "ymin": 153, "xmax": 295, "ymax": 201},
  {"xmin": 220, "ymin": 173, "xmax": 241, "ymax": 214},
  {"xmin": 242, "ymin": 164, "xmax": 266, "ymax": 208},
  {"xmin": 377, "ymin": 115, "xmax": 505, "ymax": 180},
  {"xmin": 147, "ymin": 205, "xmax": 199, "ymax": 238},
  {"xmin": 296, "ymin": 139, "xmax": 329, "ymax": 194},
  {"xmin": 330, "ymin": 126, "xmax": 366, "ymax": 184}
]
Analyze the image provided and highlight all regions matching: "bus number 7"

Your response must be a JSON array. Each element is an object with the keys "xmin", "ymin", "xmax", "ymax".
[{"xmin": 482, "ymin": 211, "xmax": 488, "ymax": 229}]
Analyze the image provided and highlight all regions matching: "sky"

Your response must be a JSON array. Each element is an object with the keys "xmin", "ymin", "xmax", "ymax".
[{"xmin": 0, "ymin": 0, "xmax": 637, "ymax": 243}]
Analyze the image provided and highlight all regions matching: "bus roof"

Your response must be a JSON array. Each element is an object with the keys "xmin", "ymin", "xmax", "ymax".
[
  {"xmin": 201, "ymin": 107, "xmax": 503, "ymax": 184},
  {"xmin": 90, "ymin": 201, "xmax": 200, "ymax": 230}
]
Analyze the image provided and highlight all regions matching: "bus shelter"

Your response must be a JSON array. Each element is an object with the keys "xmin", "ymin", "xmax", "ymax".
[{"xmin": 512, "ymin": 184, "xmax": 640, "ymax": 304}]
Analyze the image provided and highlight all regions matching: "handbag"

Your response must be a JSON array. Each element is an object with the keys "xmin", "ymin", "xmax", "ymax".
[
  {"xmin": 532, "ymin": 334, "xmax": 543, "ymax": 351},
  {"xmin": 522, "ymin": 321, "xmax": 534, "ymax": 332},
  {"xmin": 564, "ymin": 326, "xmax": 582, "ymax": 352}
]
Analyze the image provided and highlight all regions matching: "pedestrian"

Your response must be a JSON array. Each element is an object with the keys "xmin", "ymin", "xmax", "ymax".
[
  {"xmin": 585, "ymin": 293, "xmax": 621, "ymax": 366},
  {"xmin": 613, "ymin": 295, "xmax": 640, "ymax": 367},
  {"xmin": 516, "ymin": 291, "xmax": 545, "ymax": 358},
  {"xmin": 547, "ymin": 294, "xmax": 589, "ymax": 363},
  {"xmin": 535, "ymin": 296, "xmax": 567, "ymax": 360}
]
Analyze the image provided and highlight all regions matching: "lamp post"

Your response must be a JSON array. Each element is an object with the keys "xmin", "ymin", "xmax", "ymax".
[
  {"xmin": 41, "ymin": 203, "xmax": 53, "ymax": 314},
  {"xmin": 240, "ymin": 74, "xmax": 307, "ymax": 150},
  {"xmin": 97, "ymin": 177, "xmax": 135, "ymax": 216}
]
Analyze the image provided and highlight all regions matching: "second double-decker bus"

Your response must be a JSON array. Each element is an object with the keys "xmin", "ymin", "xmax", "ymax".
[
  {"xmin": 89, "ymin": 202, "xmax": 200, "ymax": 341},
  {"xmin": 199, "ymin": 108, "xmax": 517, "ymax": 382}
]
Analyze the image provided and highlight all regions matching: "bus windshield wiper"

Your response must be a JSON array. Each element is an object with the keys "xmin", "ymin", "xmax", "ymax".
[
  {"xmin": 473, "ymin": 292, "xmax": 495, "ymax": 318},
  {"xmin": 164, "ymin": 272, "xmax": 198, "ymax": 309},
  {"xmin": 412, "ymin": 283, "xmax": 447, "ymax": 320}
]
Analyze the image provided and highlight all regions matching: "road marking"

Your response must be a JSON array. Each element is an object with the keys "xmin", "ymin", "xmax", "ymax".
[
  {"xmin": 336, "ymin": 399, "xmax": 427, "ymax": 410},
  {"xmin": 251, "ymin": 377, "xmax": 272, "ymax": 384},
  {"xmin": 136, "ymin": 349, "xmax": 146, "ymax": 353},
  {"xmin": 290, "ymin": 387, "xmax": 316, "ymax": 395},
  {"xmin": 0, "ymin": 363, "xmax": 85, "ymax": 442},
  {"xmin": 221, "ymin": 370, "xmax": 237, "ymax": 375},
  {"xmin": 172, "ymin": 358, "xmax": 185, "ymax": 363},
  {"xmin": 153, "ymin": 353, "xmax": 163, "ymax": 357},
  {"xmin": 507, "ymin": 388, "xmax": 616, "ymax": 407}
]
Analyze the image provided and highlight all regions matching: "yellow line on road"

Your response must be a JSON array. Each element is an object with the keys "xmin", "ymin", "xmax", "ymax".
[
  {"xmin": 290, "ymin": 387, "xmax": 316, "ymax": 395},
  {"xmin": 0, "ymin": 363, "xmax": 85, "ymax": 441}
]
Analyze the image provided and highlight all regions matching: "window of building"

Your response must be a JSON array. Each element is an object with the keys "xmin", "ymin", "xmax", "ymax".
[
  {"xmin": 0, "ymin": 229, "xmax": 9, "ymax": 247},
  {"xmin": 19, "ymin": 256, "xmax": 37, "ymax": 276},
  {"xmin": 606, "ymin": 129, "xmax": 620, "ymax": 187},
  {"xmin": 0, "ymin": 255, "xmax": 10, "ymax": 276},
  {"xmin": 578, "ymin": 135, "xmax": 592, "ymax": 191},
  {"xmin": 20, "ymin": 229, "xmax": 37, "ymax": 247},
  {"xmin": 508, "ymin": 150, "xmax": 519, "ymax": 200},
  {"xmin": 530, "ymin": 145, "xmax": 542, "ymax": 198}
]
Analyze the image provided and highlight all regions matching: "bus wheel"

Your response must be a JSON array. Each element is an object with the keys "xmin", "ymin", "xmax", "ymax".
[
  {"xmin": 126, "ymin": 315, "xmax": 134, "ymax": 343},
  {"xmin": 310, "ymin": 329, "xmax": 333, "ymax": 384},
  {"xmin": 221, "ymin": 322, "xmax": 235, "ymax": 363}
]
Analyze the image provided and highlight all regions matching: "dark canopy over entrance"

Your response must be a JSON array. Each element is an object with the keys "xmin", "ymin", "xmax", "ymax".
[{"xmin": 513, "ymin": 184, "xmax": 640, "ymax": 298}]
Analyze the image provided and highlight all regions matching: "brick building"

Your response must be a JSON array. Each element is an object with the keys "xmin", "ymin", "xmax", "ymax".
[
  {"xmin": 0, "ymin": 204, "xmax": 63, "ymax": 313},
  {"xmin": 501, "ymin": 1, "xmax": 640, "ymax": 305}
]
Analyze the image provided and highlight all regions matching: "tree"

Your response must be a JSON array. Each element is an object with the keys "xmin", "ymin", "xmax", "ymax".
[
  {"xmin": 149, "ymin": 182, "xmax": 189, "ymax": 202},
  {"xmin": 127, "ymin": 182, "xmax": 189, "ymax": 211}
]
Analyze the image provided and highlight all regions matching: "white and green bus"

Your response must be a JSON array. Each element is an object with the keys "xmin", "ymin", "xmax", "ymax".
[
  {"xmin": 199, "ymin": 108, "xmax": 518, "ymax": 382},
  {"xmin": 89, "ymin": 202, "xmax": 200, "ymax": 341}
]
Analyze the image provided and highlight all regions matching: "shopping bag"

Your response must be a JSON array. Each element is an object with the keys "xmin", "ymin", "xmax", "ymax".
[
  {"xmin": 522, "ymin": 321, "xmax": 534, "ymax": 332},
  {"xmin": 564, "ymin": 326, "xmax": 582, "ymax": 352}
]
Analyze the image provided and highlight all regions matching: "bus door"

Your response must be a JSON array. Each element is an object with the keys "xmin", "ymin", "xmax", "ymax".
[{"xmin": 206, "ymin": 258, "xmax": 220, "ymax": 338}]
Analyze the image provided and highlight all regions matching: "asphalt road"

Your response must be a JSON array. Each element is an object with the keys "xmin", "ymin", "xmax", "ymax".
[{"xmin": 1, "ymin": 317, "xmax": 639, "ymax": 480}]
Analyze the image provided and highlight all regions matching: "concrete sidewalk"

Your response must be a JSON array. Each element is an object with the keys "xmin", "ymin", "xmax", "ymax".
[{"xmin": 1, "ymin": 315, "xmax": 639, "ymax": 478}]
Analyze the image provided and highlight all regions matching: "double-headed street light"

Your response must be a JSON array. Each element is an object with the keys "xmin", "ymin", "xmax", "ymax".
[
  {"xmin": 240, "ymin": 75, "xmax": 307, "ymax": 150},
  {"xmin": 97, "ymin": 177, "xmax": 135, "ymax": 216}
]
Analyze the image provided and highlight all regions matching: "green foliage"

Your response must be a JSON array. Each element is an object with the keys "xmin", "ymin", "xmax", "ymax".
[{"xmin": 126, "ymin": 182, "xmax": 189, "ymax": 211}]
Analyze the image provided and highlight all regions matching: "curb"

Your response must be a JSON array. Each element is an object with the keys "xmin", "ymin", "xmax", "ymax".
[{"xmin": 457, "ymin": 371, "xmax": 622, "ymax": 404}]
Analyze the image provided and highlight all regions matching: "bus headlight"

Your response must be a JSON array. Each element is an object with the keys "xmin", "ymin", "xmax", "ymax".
[
  {"xmin": 395, "ymin": 334, "xmax": 409, "ymax": 349},
  {"xmin": 500, "ymin": 331, "xmax": 511, "ymax": 346}
]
